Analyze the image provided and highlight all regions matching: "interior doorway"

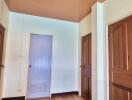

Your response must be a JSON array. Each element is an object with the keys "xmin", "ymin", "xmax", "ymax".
[
  {"xmin": 0, "ymin": 25, "xmax": 4, "ymax": 99},
  {"xmin": 27, "ymin": 34, "xmax": 52, "ymax": 99},
  {"xmin": 109, "ymin": 16, "xmax": 132, "ymax": 100},
  {"xmin": 81, "ymin": 34, "xmax": 91, "ymax": 100}
]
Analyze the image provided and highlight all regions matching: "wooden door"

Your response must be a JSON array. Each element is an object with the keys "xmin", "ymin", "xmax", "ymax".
[
  {"xmin": 0, "ymin": 25, "xmax": 4, "ymax": 98},
  {"xmin": 109, "ymin": 15, "xmax": 132, "ymax": 100},
  {"xmin": 81, "ymin": 34, "xmax": 91, "ymax": 100}
]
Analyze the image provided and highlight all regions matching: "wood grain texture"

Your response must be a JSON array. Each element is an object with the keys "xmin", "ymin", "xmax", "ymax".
[
  {"xmin": 5, "ymin": 0, "xmax": 97, "ymax": 22},
  {"xmin": 109, "ymin": 15, "xmax": 132, "ymax": 100},
  {"xmin": 2, "ymin": 96, "xmax": 25, "ymax": 100},
  {"xmin": 51, "ymin": 91, "xmax": 79, "ymax": 97},
  {"xmin": 27, "ymin": 95, "xmax": 85, "ymax": 100},
  {"xmin": 0, "ymin": 24, "xmax": 4, "ymax": 99},
  {"xmin": 97, "ymin": 0, "xmax": 106, "ymax": 3}
]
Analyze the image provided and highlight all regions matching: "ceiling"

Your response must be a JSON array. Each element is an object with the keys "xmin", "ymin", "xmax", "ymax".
[{"xmin": 5, "ymin": 0, "xmax": 101, "ymax": 22}]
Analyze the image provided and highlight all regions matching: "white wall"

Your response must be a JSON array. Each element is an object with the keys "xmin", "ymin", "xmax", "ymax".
[
  {"xmin": 0, "ymin": 0, "xmax": 9, "ymax": 28},
  {"xmin": 3, "ymin": 12, "xmax": 79, "ymax": 98},
  {"xmin": 79, "ymin": 14, "xmax": 91, "ymax": 37},
  {"xmin": 104, "ymin": 0, "xmax": 132, "ymax": 25},
  {"xmin": 0, "ymin": 0, "xmax": 9, "ymax": 99}
]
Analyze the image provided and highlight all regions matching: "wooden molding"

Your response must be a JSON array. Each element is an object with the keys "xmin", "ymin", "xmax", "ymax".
[
  {"xmin": 51, "ymin": 91, "xmax": 79, "ymax": 97},
  {"xmin": 2, "ymin": 96, "xmax": 25, "ymax": 100},
  {"xmin": 98, "ymin": 0, "xmax": 106, "ymax": 3}
]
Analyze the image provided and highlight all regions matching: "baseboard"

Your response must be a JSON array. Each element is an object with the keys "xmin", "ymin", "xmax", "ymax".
[
  {"xmin": 2, "ymin": 96, "xmax": 25, "ymax": 100},
  {"xmin": 51, "ymin": 91, "xmax": 79, "ymax": 97}
]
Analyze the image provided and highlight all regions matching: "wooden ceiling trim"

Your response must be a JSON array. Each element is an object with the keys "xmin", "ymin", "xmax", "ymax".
[{"xmin": 98, "ymin": 0, "xmax": 106, "ymax": 3}]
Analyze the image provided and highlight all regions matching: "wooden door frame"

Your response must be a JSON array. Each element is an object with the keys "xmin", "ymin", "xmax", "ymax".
[{"xmin": 0, "ymin": 24, "xmax": 5, "ymax": 100}]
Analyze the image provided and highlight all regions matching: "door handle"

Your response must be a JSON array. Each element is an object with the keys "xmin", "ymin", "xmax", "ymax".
[
  {"xmin": 80, "ymin": 65, "xmax": 85, "ymax": 68},
  {"xmin": 29, "ymin": 65, "xmax": 32, "ymax": 68},
  {"xmin": 0, "ymin": 65, "xmax": 4, "ymax": 68}
]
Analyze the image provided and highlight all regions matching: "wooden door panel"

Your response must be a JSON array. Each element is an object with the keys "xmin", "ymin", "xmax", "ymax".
[
  {"xmin": 111, "ymin": 21, "xmax": 127, "ymax": 70},
  {"xmin": 0, "ymin": 26, "xmax": 4, "ymax": 65},
  {"xmin": 81, "ymin": 34, "xmax": 91, "ymax": 100},
  {"xmin": 109, "ymin": 16, "xmax": 132, "ymax": 100},
  {"xmin": 0, "ymin": 25, "xmax": 4, "ymax": 99},
  {"xmin": 88, "ymin": 35, "xmax": 91, "ymax": 65},
  {"xmin": 82, "ymin": 38, "xmax": 89, "ymax": 66},
  {"xmin": 113, "ymin": 72, "xmax": 132, "ymax": 88},
  {"xmin": 130, "ymin": 93, "xmax": 132, "ymax": 99},
  {"xmin": 112, "ymin": 85, "xmax": 128, "ymax": 100},
  {"xmin": 88, "ymin": 78, "xmax": 91, "ymax": 99},
  {"xmin": 127, "ymin": 17, "xmax": 132, "ymax": 70}
]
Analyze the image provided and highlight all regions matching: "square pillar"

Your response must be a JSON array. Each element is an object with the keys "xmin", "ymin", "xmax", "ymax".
[{"xmin": 91, "ymin": 2, "xmax": 106, "ymax": 100}]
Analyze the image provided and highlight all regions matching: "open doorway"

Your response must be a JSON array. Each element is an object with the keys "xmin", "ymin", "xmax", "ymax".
[{"xmin": 27, "ymin": 34, "xmax": 52, "ymax": 99}]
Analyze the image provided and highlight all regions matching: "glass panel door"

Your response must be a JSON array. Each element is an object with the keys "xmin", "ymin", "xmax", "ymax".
[{"xmin": 27, "ymin": 34, "xmax": 52, "ymax": 99}]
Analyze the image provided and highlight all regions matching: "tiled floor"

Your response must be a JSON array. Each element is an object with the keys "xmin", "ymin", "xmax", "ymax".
[{"xmin": 27, "ymin": 95, "xmax": 85, "ymax": 100}]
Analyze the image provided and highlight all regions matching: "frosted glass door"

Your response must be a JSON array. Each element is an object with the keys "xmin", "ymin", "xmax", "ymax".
[{"xmin": 27, "ymin": 34, "xmax": 52, "ymax": 98}]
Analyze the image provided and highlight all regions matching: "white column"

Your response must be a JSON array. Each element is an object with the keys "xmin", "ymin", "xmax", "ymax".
[{"xmin": 92, "ymin": 2, "xmax": 106, "ymax": 100}]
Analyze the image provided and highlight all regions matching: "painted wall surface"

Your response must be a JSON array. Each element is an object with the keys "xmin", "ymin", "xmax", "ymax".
[
  {"xmin": 104, "ymin": 0, "xmax": 132, "ymax": 25},
  {"xmin": 0, "ymin": 0, "xmax": 9, "ymax": 28},
  {"xmin": 3, "ymin": 12, "xmax": 79, "ymax": 98},
  {"xmin": 79, "ymin": 14, "xmax": 91, "ymax": 37},
  {"xmin": 78, "ymin": 14, "xmax": 91, "ymax": 95},
  {"xmin": 103, "ymin": 0, "xmax": 132, "ymax": 100},
  {"xmin": 0, "ymin": 0, "xmax": 9, "ymax": 99}
]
